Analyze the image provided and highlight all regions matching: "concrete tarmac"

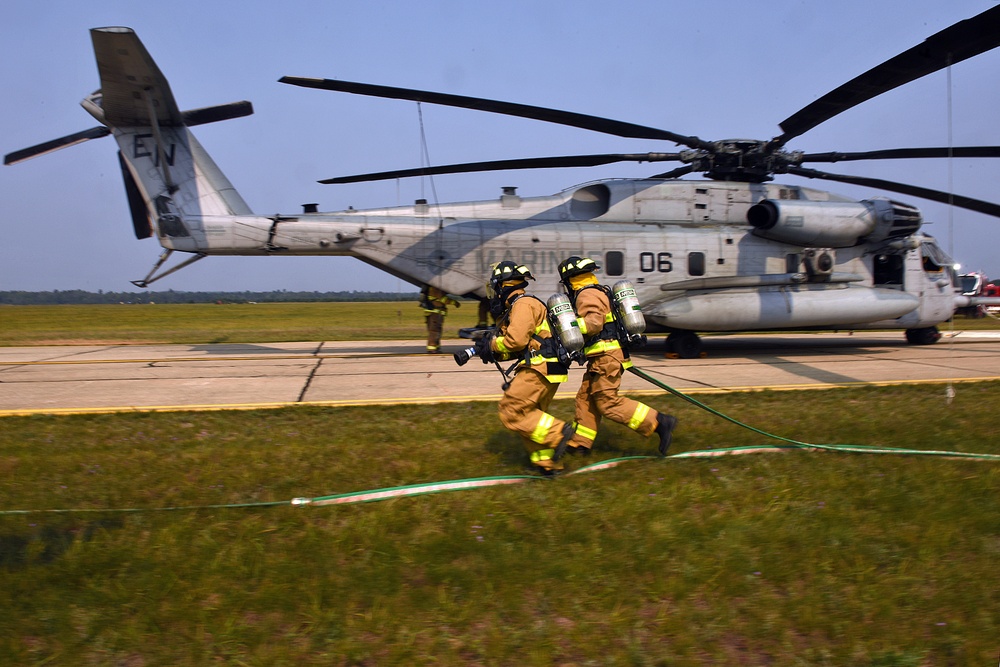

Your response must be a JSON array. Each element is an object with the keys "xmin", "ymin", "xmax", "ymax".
[{"xmin": 2, "ymin": 331, "xmax": 1000, "ymax": 416}]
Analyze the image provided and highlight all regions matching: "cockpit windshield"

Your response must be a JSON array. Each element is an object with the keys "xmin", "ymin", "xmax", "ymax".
[{"xmin": 920, "ymin": 236, "xmax": 957, "ymax": 282}]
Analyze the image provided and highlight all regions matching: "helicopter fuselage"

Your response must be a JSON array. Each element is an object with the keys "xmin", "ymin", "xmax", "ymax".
[{"xmin": 150, "ymin": 174, "xmax": 957, "ymax": 335}]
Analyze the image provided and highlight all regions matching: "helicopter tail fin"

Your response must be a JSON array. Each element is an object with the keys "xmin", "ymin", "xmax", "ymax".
[
  {"xmin": 88, "ymin": 27, "xmax": 254, "ymax": 243},
  {"xmin": 4, "ymin": 26, "xmax": 255, "ymax": 242}
]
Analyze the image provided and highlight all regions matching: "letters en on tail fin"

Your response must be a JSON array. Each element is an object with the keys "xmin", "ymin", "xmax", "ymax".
[{"xmin": 4, "ymin": 26, "xmax": 255, "ymax": 246}]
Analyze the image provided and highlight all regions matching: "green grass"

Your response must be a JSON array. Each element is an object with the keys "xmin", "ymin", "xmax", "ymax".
[
  {"xmin": 1, "ymin": 384, "xmax": 998, "ymax": 665},
  {"xmin": 2, "ymin": 302, "xmax": 998, "ymax": 346},
  {"xmin": 1, "ymin": 304, "xmax": 998, "ymax": 663},
  {"xmin": 0, "ymin": 302, "xmax": 472, "ymax": 345}
]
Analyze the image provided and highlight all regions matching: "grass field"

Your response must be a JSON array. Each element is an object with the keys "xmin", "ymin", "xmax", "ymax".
[
  {"xmin": 0, "ymin": 302, "xmax": 467, "ymax": 345},
  {"xmin": 1, "ymin": 304, "xmax": 998, "ymax": 664},
  {"xmin": 2, "ymin": 301, "xmax": 999, "ymax": 346}
]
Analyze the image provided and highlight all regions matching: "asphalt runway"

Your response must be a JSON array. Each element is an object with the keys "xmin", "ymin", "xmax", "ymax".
[{"xmin": 2, "ymin": 331, "xmax": 1000, "ymax": 416}]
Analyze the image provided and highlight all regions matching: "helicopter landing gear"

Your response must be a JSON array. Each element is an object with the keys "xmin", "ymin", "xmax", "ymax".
[
  {"xmin": 667, "ymin": 331, "xmax": 703, "ymax": 359},
  {"xmin": 905, "ymin": 326, "xmax": 942, "ymax": 345}
]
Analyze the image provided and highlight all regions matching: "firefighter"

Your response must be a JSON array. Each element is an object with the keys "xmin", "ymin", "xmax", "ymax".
[
  {"xmin": 420, "ymin": 285, "xmax": 460, "ymax": 354},
  {"xmin": 556, "ymin": 256, "xmax": 677, "ymax": 456},
  {"xmin": 476, "ymin": 299, "xmax": 494, "ymax": 329},
  {"xmin": 477, "ymin": 261, "xmax": 575, "ymax": 475}
]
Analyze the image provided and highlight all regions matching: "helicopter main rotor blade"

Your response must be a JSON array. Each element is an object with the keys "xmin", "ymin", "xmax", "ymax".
[
  {"xmin": 785, "ymin": 165, "xmax": 1000, "ymax": 218},
  {"xmin": 648, "ymin": 164, "xmax": 696, "ymax": 179},
  {"xmin": 280, "ymin": 75, "xmax": 715, "ymax": 151},
  {"xmin": 774, "ymin": 5, "xmax": 1000, "ymax": 147},
  {"xmin": 319, "ymin": 153, "xmax": 683, "ymax": 184},
  {"xmin": 800, "ymin": 147, "xmax": 1000, "ymax": 163}
]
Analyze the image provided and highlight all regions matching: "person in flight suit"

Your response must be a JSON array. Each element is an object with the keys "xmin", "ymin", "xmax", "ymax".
[
  {"xmin": 556, "ymin": 256, "xmax": 677, "ymax": 457},
  {"xmin": 420, "ymin": 285, "xmax": 460, "ymax": 354},
  {"xmin": 476, "ymin": 261, "xmax": 575, "ymax": 475}
]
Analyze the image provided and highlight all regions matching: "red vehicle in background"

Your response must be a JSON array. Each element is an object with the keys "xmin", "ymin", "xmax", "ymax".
[{"xmin": 956, "ymin": 272, "xmax": 1000, "ymax": 317}]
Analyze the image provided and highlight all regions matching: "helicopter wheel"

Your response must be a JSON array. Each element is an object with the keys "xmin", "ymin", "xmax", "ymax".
[
  {"xmin": 667, "ymin": 331, "xmax": 703, "ymax": 359},
  {"xmin": 905, "ymin": 326, "xmax": 942, "ymax": 346}
]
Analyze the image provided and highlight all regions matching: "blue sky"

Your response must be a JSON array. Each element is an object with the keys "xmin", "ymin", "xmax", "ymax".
[{"xmin": 2, "ymin": 0, "xmax": 999, "ymax": 292}]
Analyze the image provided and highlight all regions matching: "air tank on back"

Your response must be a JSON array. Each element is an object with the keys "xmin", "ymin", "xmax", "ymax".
[
  {"xmin": 612, "ymin": 280, "xmax": 645, "ymax": 335},
  {"xmin": 546, "ymin": 293, "xmax": 584, "ymax": 352}
]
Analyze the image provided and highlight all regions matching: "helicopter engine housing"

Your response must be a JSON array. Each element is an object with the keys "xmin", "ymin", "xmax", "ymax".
[{"xmin": 747, "ymin": 198, "xmax": 921, "ymax": 248}]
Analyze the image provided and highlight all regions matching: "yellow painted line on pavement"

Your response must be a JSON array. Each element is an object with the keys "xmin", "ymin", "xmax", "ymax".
[
  {"xmin": 0, "ymin": 395, "xmax": 502, "ymax": 417},
  {"xmin": 0, "ymin": 352, "xmax": 425, "ymax": 366}
]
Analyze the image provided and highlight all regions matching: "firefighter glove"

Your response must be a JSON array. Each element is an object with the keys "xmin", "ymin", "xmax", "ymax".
[{"xmin": 476, "ymin": 333, "xmax": 496, "ymax": 363}]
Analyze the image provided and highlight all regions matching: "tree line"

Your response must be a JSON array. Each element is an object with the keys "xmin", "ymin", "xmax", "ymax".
[{"xmin": 0, "ymin": 290, "xmax": 421, "ymax": 305}]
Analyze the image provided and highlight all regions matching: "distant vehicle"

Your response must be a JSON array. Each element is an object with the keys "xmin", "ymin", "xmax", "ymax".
[
  {"xmin": 957, "ymin": 272, "xmax": 988, "ymax": 317},
  {"xmin": 985, "ymin": 285, "xmax": 1000, "ymax": 316},
  {"xmin": 957, "ymin": 272, "xmax": 1000, "ymax": 318},
  {"xmin": 7, "ymin": 11, "xmax": 1000, "ymax": 357}
]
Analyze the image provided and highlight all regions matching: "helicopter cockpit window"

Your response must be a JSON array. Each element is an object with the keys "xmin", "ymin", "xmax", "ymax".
[
  {"xmin": 688, "ymin": 252, "xmax": 705, "ymax": 277},
  {"xmin": 604, "ymin": 251, "xmax": 624, "ymax": 277},
  {"xmin": 920, "ymin": 240, "xmax": 954, "ymax": 274}
]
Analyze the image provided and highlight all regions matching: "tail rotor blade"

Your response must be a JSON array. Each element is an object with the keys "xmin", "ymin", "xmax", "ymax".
[{"xmin": 4, "ymin": 126, "xmax": 110, "ymax": 165}]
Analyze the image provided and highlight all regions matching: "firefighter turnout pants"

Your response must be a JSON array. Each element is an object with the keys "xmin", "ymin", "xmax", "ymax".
[
  {"xmin": 425, "ymin": 311, "xmax": 444, "ymax": 352},
  {"xmin": 569, "ymin": 353, "xmax": 659, "ymax": 450},
  {"xmin": 498, "ymin": 366, "xmax": 568, "ymax": 472}
]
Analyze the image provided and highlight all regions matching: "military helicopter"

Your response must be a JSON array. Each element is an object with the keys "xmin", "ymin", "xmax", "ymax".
[{"xmin": 6, "ymin": 9, "xmax": 1000, "ymax": 357}]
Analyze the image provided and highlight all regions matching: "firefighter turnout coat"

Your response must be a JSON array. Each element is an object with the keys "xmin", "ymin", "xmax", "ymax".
[
  {"xmin": 492, "ymin": 290, "xmax": 570, "ymax": 471},
  {"xmin": 568, "ymin": 284, "xmax": 660, "ymax": 450}
]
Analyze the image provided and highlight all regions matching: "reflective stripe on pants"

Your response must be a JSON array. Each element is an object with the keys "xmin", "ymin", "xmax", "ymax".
[
  {"xmin": 568, "ymin": 352, "xmax": 658, "ymax": 449},
  {"xmin": 498, "ymin": 367, "xmax": 565, "ymax": 468}
]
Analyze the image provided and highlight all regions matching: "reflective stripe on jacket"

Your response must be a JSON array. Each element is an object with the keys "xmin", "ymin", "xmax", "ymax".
[
  {"xmin": 493, "ymin": 292, "xmax": 568, "ymax": 382},
  {"xmin": 422, "ymin": 287, "xmax": 458, "ymax": 315},
  {"xmin": 573, "ymin": 285, "xmax": 631, "ymax": 367}
]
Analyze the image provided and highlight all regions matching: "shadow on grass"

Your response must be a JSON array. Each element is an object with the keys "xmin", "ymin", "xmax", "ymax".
[
  {"xmin": 481, "ymin": 422, "xmax": 660, "ymax": 470},
  {"xmin": 482, "ymin": 431, "xmax": 526, "ymax": 467},
  {"xmin": 0, "ymin": 517, "xmax": 123, "ymax": 571}
]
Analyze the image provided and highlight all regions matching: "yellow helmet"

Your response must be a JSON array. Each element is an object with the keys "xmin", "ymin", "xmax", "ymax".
[
  {"xmin": 558, "ymin": 256, "xmax": 599, "ymax": 286},
  {"xmin": 488, "ymin": 261, "xmax": 534, "ymax": 295},
  {"xmin": 487, "ymin": 261, "xmax": 534, "ymax": 315}
]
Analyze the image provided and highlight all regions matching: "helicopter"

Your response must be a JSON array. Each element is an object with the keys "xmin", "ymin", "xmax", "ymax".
[{"xmin": 5, "ymin": 10, "xmax": 1000, "ymax": 358}]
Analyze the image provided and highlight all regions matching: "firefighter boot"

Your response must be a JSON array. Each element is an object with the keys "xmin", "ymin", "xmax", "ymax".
[
  {"xmin": 552, "ymin": 422, "xmax": 577, "ymax": 462},
  {"xmin": 655, "ymin": 414, "xmax": 678, "ymax": 456}
]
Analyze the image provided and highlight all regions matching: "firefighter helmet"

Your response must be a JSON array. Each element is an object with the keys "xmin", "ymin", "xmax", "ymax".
[
  {"xmin": 558, "ymin": 256, "xmax": 600, "ymax": 285},
  {"xmin": 487, "ymin": 261, "xmax": 534, "ymax": 316},
  {"xmin": 488, "ymin": 261, "xmax": 534, "ymax": 294}
]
